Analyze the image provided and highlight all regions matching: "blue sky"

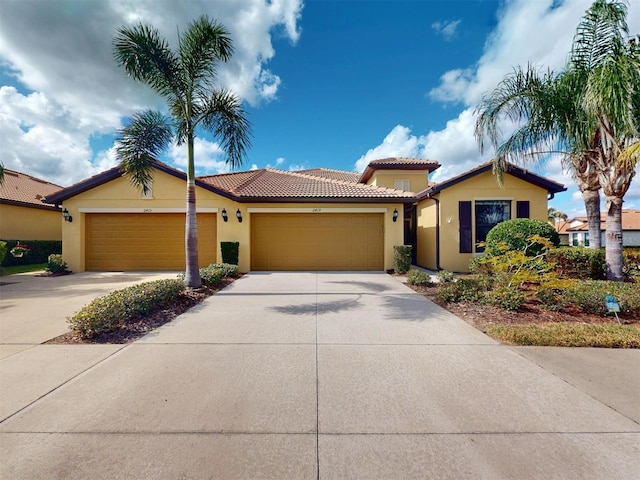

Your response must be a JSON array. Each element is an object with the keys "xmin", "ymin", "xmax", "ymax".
[{"xmin": 0, "ymin": 0, "xmax": 638, "ymax": 218}]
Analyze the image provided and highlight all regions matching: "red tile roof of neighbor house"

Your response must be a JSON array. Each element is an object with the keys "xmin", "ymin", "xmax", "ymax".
[
  {"xmin": 0, "ymin": 169, "xmax": 62, "ymax": 210},
  {"xmin": 199, "ymin": 168, "xmax": 415, "ymax": 201},
  {"xmin": 555, "ymin": 210, "xmax": 640, "ymax": 233}
]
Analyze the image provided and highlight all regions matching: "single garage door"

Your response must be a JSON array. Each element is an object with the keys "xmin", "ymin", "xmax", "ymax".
[
  {"xmin": 86, "ymin": 213, "xmax": 216, "ymax": 271},
  {"xmin": 251, "ymin": 213, "xmax": 383, "ymax": 271}
]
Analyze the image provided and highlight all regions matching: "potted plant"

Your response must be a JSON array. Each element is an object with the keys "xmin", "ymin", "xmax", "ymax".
[{"xmin": 10, "ymin": 242, "xmax": 29, "ymax": 258}]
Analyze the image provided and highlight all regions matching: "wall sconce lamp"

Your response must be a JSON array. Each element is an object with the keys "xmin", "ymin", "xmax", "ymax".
[
  {"xmin": 62, "ymin": 208, "xmax": 73, "ymax": 223},
  {"xmin": 221, "ymin": 208, "xmax": 228, "ymax": 222},
  {"xmin": 392, "ymin": 208, "xmax": 399, "ymax": 222},
  {"xmin": 236, "ymin": 208, "xmax": 243, "ymax": 223}
]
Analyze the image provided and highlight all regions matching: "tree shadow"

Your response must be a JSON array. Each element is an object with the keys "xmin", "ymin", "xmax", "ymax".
[{"xmin": 270, "ymin": 296, "xmax": 362, "ymax": 316}]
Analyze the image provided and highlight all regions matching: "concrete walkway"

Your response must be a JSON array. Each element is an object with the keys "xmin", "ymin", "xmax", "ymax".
[{"xmin": 1, "ymin": 272, "xmax": 639, "ymax": 479}]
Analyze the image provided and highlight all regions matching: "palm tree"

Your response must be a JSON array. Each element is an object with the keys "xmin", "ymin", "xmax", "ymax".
[
  {"xmin": 475, "ymin": 0, "xmax": 638, "ymax": 280},
  {"xmin": 571, "ymin": 0, "xmax": 639, "ymax": 280},
  {"xmin": 547, "ymin": 207, "xmax": 568, "ymax": 223},
  {"xmin": 113, "ymin": 16, "xmax": 251, "ymax": 288}
]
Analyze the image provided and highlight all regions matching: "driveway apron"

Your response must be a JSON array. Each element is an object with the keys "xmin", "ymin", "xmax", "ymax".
[{"xmin": 1, "ymin": 272, "xmax": 638, "ymax": 479}]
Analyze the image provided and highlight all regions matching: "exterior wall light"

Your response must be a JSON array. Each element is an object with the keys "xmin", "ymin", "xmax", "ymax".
[
  {"xmin": 62, "ymin": 208, "xmax": 73, "ymax": 223},
  {"xmin": 392, "ymin": 208, "xmax": 399, "ymax": 222},
  {"xmin": 221, "ymin": 208, "xmax": 228, "ymax": 222},
  {"xmin": 236, "ymin": 209, "xmax": 243, "ymax": 223}
]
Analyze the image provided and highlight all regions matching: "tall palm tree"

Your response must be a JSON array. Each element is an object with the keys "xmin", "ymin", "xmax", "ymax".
[
  {"xmin": 571, "ymin": 0, "xmax": 639, "ymax": 280},
  {"xmin": 475, "ymin": 0, "xmax": 638, "ymax": 280},
  {"xmin": 474, "ymin": 64, "xmax": 603, "ymax": 249},
  {"xmin": 113, "ymin": 16, "xmax": 251, "ymax": 288},
  {"xmin": 547, "ymin": 207, "xmax": 568, "ymax": 223}
]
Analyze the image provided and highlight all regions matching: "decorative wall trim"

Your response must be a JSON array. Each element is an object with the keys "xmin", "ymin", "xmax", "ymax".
[
  {"xmin": 246, "ymin": 207, "xmax": 388, "ymax": 213},
  {"xmin": 78, "ymin": 207, "xmax": 218, "ymax": 213}
]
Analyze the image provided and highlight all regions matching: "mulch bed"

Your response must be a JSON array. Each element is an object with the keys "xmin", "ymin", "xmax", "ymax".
[
  {"xmin": 45, "ymin": 279, "xmax": 234, "ymax": 345},
  {"xmin": 408, "ymin": 284, "xmax": 639, "ymax": 332}
]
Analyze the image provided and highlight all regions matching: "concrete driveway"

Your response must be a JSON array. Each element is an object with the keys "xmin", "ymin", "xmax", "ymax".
[
  {"xmin": 1, "ymin": 272, "xmax": 639, "ymax": 479},
  {"xmin": 0, "ymin": 271, "xmax": 180, "ymax": 350}
]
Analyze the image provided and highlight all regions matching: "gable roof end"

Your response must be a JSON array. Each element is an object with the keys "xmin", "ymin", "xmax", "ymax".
[
  {"xmin": 358, "ymin": 157, "xmax": 441, "ymax": 184},
  {"xmin": 416, "ymin": 161, "xmax": 566, "ymax": 200}
]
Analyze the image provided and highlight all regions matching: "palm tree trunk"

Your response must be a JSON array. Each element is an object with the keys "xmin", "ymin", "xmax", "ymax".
[
  {"xmin": 185, "ymin": 134, "xmax": 202, "ymax": 289},
  {"xmin": 582, "ymin": 189, "xmax": 601, "ymax": 249},
  {"xmin": 604, "ymin": 195, "xmax": 624, "ymax": 281}
]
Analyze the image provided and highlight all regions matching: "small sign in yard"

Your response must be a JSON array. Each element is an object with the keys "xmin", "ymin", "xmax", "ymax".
[{"xmin": 605, "ymin": 295, "xmax": 622, "ymax": 324}]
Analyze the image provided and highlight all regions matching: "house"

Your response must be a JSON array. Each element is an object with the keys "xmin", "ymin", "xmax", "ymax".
[
  {"xmin": 44, "ymin": 158, "xmax": 565, "ymax": 273},
  {"xmin": 415, "ymin": 161, "xmax": 566, "ymax": 272},
  {"xmin": 0, "ymin": 168, "xmax": 63, "ymax": 241},
  {"xmin": 555, "ymin": 209, "xmax": 640, "ymax": 247}
]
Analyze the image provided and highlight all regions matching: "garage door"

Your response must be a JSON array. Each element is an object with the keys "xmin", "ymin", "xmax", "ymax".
[
  {"xmin": 251, "ymin": 213, "xmax": 383, "ymax": 271},
  {"xmin": 86, "ymin": 213, "xmax": 216, "ymax": 271}
]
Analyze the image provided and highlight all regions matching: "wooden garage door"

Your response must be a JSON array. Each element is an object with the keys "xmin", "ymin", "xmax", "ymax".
[
  {"xmin": 251, "ymin": 213, "xmax": 384, "ymax": 271},
  {"xmin": 86, "ymin": 213, "xmax": 216, "ymax": 271}
]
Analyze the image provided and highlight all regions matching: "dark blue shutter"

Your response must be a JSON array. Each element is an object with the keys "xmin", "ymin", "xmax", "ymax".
[
  {"xmin": 459, "ymin": 201, "xmax": 472, "ymax": 253},
  {"xmin": 516, "ymin": 201, "xmax": 530, "ymax": 218}
]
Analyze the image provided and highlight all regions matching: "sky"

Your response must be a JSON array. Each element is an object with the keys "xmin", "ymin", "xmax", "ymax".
[{"xmin": 0, "ymin": 0, "xmax": 639, "ymax": 218}]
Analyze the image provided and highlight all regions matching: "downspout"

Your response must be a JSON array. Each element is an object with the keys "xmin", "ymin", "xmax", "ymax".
[
  {"xmin": 548, "ymin": 192, "xmax": 555, "ymax": 200},
  {"xmin": 428, "ymin": 193, "xmax": 442, "ymax": 271}
]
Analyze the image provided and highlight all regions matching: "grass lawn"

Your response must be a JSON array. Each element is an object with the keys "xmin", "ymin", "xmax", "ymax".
[{"xmin": 0, "ymin": 263, "xmax": 47, "ymax": 276}]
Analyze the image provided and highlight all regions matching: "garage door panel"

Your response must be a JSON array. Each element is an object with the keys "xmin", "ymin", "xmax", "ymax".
[
  {"xmin": 86, "ymin": 213, "xmax": 216, "ymax": 271},
  {"xmin": 251, "ymin": 213, "xmax": 383, "ymax": 271}
]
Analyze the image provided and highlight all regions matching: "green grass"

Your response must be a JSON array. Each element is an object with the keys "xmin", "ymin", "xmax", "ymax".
[
  {"xmin": 0, "ymin": 263, "xmax": 47, "ymax": 276},
  {"xmin": 486, "ymin": 323, "xmax": 640, "ymax": 348}
]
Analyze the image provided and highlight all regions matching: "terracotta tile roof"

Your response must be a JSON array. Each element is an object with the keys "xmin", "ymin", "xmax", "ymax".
[
  {"xmin": 199, "ymin": 168, "xmax": 414, "ymax": 202},
  {"xmin": 359, "ymin": 157, "xmax": 441, "ymax": 184},
  {"xmin": 296, "ymin": 168, "xmax": 361, "ymax": 183},
  {"xmin": 0, "ymin": 169, "xmax": 62, "ymax": 210},
  {"xmin": 556, "ymin": 209, "xmax": 640, "ymax": 232}
]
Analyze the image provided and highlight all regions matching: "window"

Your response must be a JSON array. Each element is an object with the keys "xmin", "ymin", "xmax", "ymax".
[
  {"xmin": 394, "ymin": 179, "xmax": 411, "ymax": 191},
  {"xmin": 584, "ymin": 233, "xmax": 590, "ymax": 247},
  {"xmin": 475, "ymin": 200, "xmax": 511, "ymax": 252},
  {"xmin": 572, "ymin": 233, "xmax": 579, "ymax": 246}
]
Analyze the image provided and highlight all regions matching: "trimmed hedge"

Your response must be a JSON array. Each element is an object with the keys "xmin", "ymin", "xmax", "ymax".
[
  {"xmin": 393, "ymin": 245, "xmax": 412, "ymax": 274},
  {"xmin": 566, "ymin": 281, "xmax": 640, "ymax": 316},
  {"xmin": 485, "ymin": 219, "xmax": 559, "ymax": 256},
  {"xmin": 0, "ymin": 240, "xmax": 62, "ymax": 266},
  {"xmin": 68, "ymin": 279, "xmax": 186, "ymax": 338},
  {"xmin": 179, "ymin": 263, "xmax": 238, "ymax": 287},
  {"xmin": 406, "ymin": 269, "xmax": 434, "ymax": 287},
  {"xmin": 547, "ymin": 247, "xmax": 605, "ymax": 280},
  {"xmin": 220, "ymin": 241, "xmax": 240, "ymax": 265}
]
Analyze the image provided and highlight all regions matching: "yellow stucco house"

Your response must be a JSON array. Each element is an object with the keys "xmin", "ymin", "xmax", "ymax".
[
  {"xmin": 44, "ymin": 158, "xmax": 565, "ymax": 273},
  {"xmin": 0, "ymin": 169, "xmax": 63, "ymax": 241}
]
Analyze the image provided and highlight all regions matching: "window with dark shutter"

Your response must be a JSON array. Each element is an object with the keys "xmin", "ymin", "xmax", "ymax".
[
  {"xmin": 459, "ymin": 201, "xmax": 472, "ymax": 253},
  {"xmin": 516, "ymin": 201, "xmax": 530, "ymax": 218}
]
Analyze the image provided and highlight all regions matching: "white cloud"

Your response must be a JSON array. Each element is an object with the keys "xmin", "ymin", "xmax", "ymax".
[
  {"xmin": 0, "ymin": 0, "xmax": 303, "ymax": 185},
  {"xmin": 288, "ymin": 164, "xmax": 307, "ymax": 171},
  {"xmin": 276, "ymin": 157, "xmax": 285, "ymax": 165},
  {"xmin": 354, "ymin": 125, "xmax": 426, "ymax": 172},
  {"xmin": 431, "ymin": 19, "xmax": 461, "ymax": 41},
  {"xmin": 168, "ymin": 138, "xmax": 230, "ymax": 175}
]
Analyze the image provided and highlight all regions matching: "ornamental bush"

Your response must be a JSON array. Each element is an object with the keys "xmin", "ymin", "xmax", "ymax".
[
  {"xmin": 566, "ymin": 281, "xmax": 640, "ymax": 315},
  {"xmin": 46, "ymin": 254, "xmax": 68, "ymax": 274},
  {"xmin": 436, "ymin": 278, "xmax": 486, "ymax": 303},
  {"xmin": 406, "ymin": 269, "xmax": 434, "ymax": 287},
  {"xmin": 178, "ymin": 263, "xmax": 239, "ymax": 287},
  {"xmin": 393, "ymin": 245, "xmax": 412, "ymax": 274},
  {"xmin": 220, "ymin": 241, "xmax": 240, "ymax": 265},
  {"xmin": 0, "ymin": 241, "xmax": 6, "ymax": 265},
  {"xmin": 483, "ymin": 285, "xmax": 525, "ymax": 311},
  {"xmin": 546, "ymin": 247, "xmax": 606, "ymax": 280},
  {"xmin": 0, "ymin": 240, "xmax": 62, "ymax": 267},
  {"xmin": 485, "ymin": 219, "xmax": 559, "ymax": 256},
  {"xmin": 68, "ymin": 279, "xmax": 185, "ymax": 338}
]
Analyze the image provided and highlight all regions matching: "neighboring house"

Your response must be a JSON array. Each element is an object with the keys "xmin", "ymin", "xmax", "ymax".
[
  {"xmin": 415, "ymin": 161, "xmax": 566, "ymax": 272},
  {"xmin": 555, "ymin": 209, "xmax": 640, "ymax": 247},
  {"xmin": 0, "ymin": 169, "xmax": 63, "ymax": 241},
  {"xmin": 45, "ymin": 158, "xmax": 565, "ymax": 273}
]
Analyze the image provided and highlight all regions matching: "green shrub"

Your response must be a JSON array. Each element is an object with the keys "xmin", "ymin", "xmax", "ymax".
[
  {"xmin": 393, "ymin": 245, "xmax": 412, "ymax": 274},
  {"xmin": 68, "ymin": 279, "xmax": 185, "ymax": 338},
  {"xmin": 566, "ymin": 281, "xmax": 640, "ymax": 315},
  {"xmin": 46, "ymin": 254, "xmax": 68, "ymax": 274},
  {"xmin": 0, "ymin": 240, "xmax": 62, "ymax": 267},
  {"xmin": 0, "ymin": 241, "xmax": 6, "ymax": 265},
  {"xmin": 484, "ymin": 285, "xmax": 525, "ymax": 311},
  {"xmin": 220, "ymin": 241, "xmax": 240, "ymax": 265},
  {"xmin": 437, "ymin": 270, "xmax": 456, "ymax": 283},
  {"xmin": 485, "ymin": 219, "xmax": 559, "ymax": 256},
  {"xmin": 547, "ymin": 247, "xmax": 605, "ymax": 280},
  {"xmin": 406, "ymin": 269, "xmax": 434, "ymax": 287},
  {"xmin": 436, "ymin": 278, "xmax": 486, "ymax": 303},
  {"xmin": 179, "ymin": 263, "xmax": 239, "ymax": 287},
  {"xmin": 469, "ymin": 255, "xmax": 493, "ymax": 276},
  {"xmin": 623, "ymin": 248, "xmax": 640, "ymax": 279},
  {"xmin": 535, "ymin": 287, "xmax": 568, "ymax": 311}
]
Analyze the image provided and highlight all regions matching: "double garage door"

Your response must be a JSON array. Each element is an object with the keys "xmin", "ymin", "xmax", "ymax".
[
  {"xmin": 251, "ymin": 213, "xmax": 384, "ymax": 271},
  {"xmin": 85, "ymin": 213, "xmax": 216, "ymax": 271}
]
